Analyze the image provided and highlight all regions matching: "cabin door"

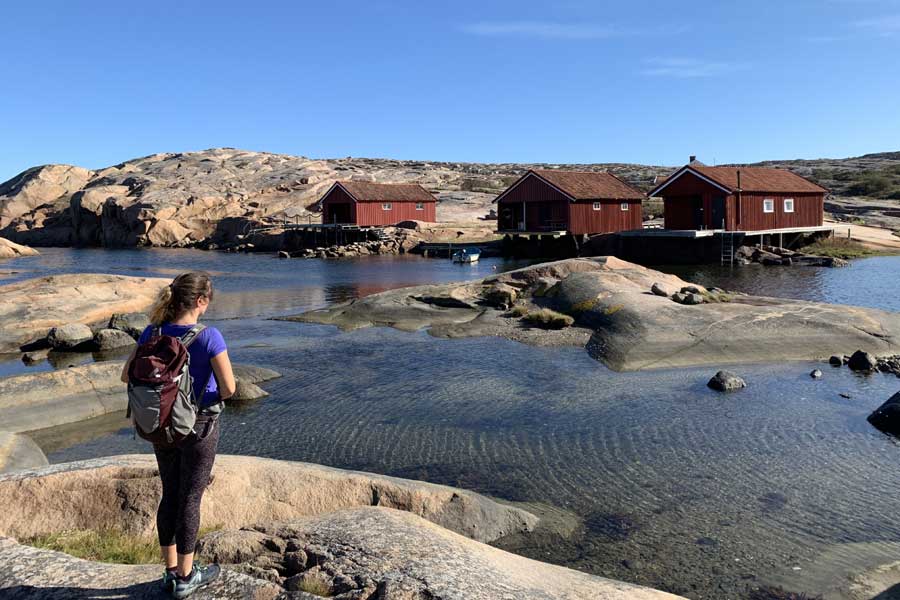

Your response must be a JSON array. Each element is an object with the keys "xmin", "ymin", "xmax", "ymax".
[
  {"xmin": 329, "ymin": 203, "xmax": 353, "ymax": 224},
  {"xmin": 691, "ymin": 196, "xmax": 704, "ymax": 229},
  {"xmin": 711, "ymin": 196, "xmax": 726, "ymax": 229}
]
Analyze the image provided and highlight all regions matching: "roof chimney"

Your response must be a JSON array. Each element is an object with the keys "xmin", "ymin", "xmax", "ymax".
[
  {"xmin": 689, "ymin": 155, "xmax": 697, "ymax": 163},
  {"xmin": 736, "ymin": 169, "xmax": 742, "ymax": 191}
]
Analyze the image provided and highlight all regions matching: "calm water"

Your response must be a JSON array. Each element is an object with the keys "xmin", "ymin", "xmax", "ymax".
[{"xmin": 5, "ymin": 249, "xmax": 900, "ymax": 599}]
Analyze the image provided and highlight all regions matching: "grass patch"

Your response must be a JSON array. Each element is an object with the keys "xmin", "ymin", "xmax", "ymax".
[
  {"xmin": 567, "ymin": 299, "xmax": 598, "ymax": 314},
  {"xmin": 523, "ymin": 309, "xmax": 575, "ymax": 329},
  {"xmin": 602, "ymin": 304, "xmax": 624, "ymax": 315},
  {"xmin": 700, "ymin": 291, "xmax": 734, "ymax": 303},
  {"xmin": 25, "ymin": 525, "xmax": 223, "ymax": 565},
  {"xmin": 297, "ymin": 576, "xmax": 333, "ymax": 597},
  {"xmin": 25, "ymin": 529, "xmax": 159, "ymax": 564},
  {"xmin": 800, "ymin": 237, "xmax": 878, "ymax": 259},
  {"xmin": 505, "ymin": 305, "xmax": 529, "ymax": 318}
]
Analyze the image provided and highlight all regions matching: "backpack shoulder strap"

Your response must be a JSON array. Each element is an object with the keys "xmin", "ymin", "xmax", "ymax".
[{"xmin": 179, "ymin": 324, "xmax": 207, "ymax": 348}]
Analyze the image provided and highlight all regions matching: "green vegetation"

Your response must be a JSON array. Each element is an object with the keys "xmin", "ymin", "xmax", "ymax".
[
  {"xmin": 296, "ymin": 576, "xmax": 333, "ymax": 597},
  {"xmin": 700, "ymin": 290, "xmax": 734, "ymax": 303},
  {"xmin": 523, "ymin": 309, "xmax": 575, "ymax": 329},
  {"xmin": 801, "ymin": 237, "xmax": 877, "ymax": 259},
  {"xmin": 811, "ymin": 165, "xmax": 900, "ymax": 200},
  {"xmin": 25, "ymin": 529, "xmax": 159, "ymax": 564},
  {"xmin": 25, "ymin": 525, "xmax": 223, "ymax": 565},
  {"xmin": 505, "ymin": 305, "xmax": 529, "ymax": 318},
  {"xmin": 567, "ymin": 299, "xmax": 598, "ymax": 314},
  {"xmin": 642, "ymin": 198, "xmax": 664, "ymax": 220}
]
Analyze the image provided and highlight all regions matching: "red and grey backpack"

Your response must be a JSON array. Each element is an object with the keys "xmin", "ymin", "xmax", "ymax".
[{"xmin": 126, "ymin": 325, "xmax": 207, "ymax": 445}]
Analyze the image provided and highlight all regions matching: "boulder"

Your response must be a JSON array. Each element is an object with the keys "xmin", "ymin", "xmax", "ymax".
[
  {"xmin": 683, "ymin": 293, "xmax": 704, "ymax": 306},
  {"xmin": 868, "ymin": 391, "xmax": 900, "ymax": 436},
  {"xmin": 0, "ymin": 432, "xmax": 48, "ymax": 474},
  {"xmin": 482, "ymin": 283, "xmax": 518, "ymax": 309},
  {"xmin": 829, "ymin": 355, "xmax": 844, "ymax": 367},
  {"xmin": 231, "ymin": 380, "xmax": 269, "ymax": 402},
  {"xmin": 810, "ymin": 369, "xmax": 823, "ymax": 379},
  {"xmin": 93, "ymin": 328, "xmax": 136, "ymax": 351},
  {"xmin": 0, "ymin": 237, "xmax": 39, "ymax": 259},
  {"xmin": 0, "ymin": 455, "xmax": 538, "ymax": 545},
  {"xmin": 707, "ymin": 370, "xmax": 746, "ymax": 392},
  {"xmin": 670, "ymin": 292, "xmax": 688, "ymax": 304},
  {"xmin": 680, "ymin": 286, "xmax": 703, "ymax": 295},
  {"xmin": 848, "ymin": 350, "xmax": 878, "ymax": 372},
  {"xmin": 46, "ymin": 323, "xmax": 93, "ymax": 350},
  {"xmin": 107, "ymin": 312, "xmax": 150, "ymax": 339},
  {"xmin": 651, "ymin": 282, "xmax": 673, "ymax": 297},
  {"xmin": 0, "ymin": 274, "xmax": 167, "ymax": 354}
]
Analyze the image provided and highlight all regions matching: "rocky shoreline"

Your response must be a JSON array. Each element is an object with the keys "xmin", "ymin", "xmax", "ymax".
[
  {"xmin": 0, "ymin": 456, "xmax": 680, "ymax": 599},
  {"xmin": 283, "ymin": 257, "xmax": 900, "ymax": 372}
]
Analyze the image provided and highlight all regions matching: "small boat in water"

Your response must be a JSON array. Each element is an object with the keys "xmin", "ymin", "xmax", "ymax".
[{"xmin": 452, "ymin": 247, "xmax": 481, "ymax": 263}]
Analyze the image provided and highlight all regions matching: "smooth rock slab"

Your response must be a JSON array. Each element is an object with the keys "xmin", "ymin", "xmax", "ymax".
[
  {"xmin": 0, "ymin": 237, "xmax": 38, "ymax": 259},
  {"xmin": 0, "ymin": 274, "xmax": 168, "ymax": 354},
  {"xmin": 0, "ymin": 432, "xmax": 47, "ymax": 474},
  {"xmin": 0, "ymin": 455, "xmax": 538, "ymax": 544}
]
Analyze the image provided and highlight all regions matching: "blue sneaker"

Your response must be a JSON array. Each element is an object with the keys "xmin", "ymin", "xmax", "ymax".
[
  {"xmin": 173, "ymin": 563, "xmax": 221, "ymax": 599},
  {"xmin": 162, "ymin": 568, "xmax": 177, "ymax": 594}
]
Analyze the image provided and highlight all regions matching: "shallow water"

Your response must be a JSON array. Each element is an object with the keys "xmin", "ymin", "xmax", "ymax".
[{"xmin": 5, "ymin": 249, "xmax": 900, "ymax": 599}]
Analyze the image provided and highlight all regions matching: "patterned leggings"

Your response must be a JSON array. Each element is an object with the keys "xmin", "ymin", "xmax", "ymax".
[{"xmin": 153, "ymin": 415, "xmax": 219, "ymax": 554}]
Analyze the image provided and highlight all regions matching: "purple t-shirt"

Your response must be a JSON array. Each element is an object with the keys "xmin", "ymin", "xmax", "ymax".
[{"xmin": 138, "ymin": 323, "xmax": 227, "ymax": 407}]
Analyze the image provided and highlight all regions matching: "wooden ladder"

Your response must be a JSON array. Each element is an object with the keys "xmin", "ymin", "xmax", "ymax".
[{"xmin": 720, "ymin": 232, "xmax": 735, "ymax": 266}]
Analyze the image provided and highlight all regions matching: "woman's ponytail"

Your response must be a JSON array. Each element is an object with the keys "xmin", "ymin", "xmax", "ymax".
[
  {"xmin": 149, "ymin": 284, "xmax": 176, "ymax": 326},
  {"xmin": 149, "ymin": 272, "xmax": 213, "ymax": 326}
]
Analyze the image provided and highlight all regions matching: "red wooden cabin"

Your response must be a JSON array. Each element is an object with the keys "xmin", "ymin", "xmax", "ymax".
[
  {"xmin": 494, "ymin": 170, "xmax": 644, "ymax": 236},
  {"xmin": 649, "ymin": 163, "xmax": 827, "ymax": 231},
  {"xmin": 320, "ymin": 181, "xmax": 436, "ymax": 226}
]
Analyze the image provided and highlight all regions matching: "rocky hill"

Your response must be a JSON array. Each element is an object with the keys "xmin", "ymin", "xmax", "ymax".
[{"xmin": 0, "ymin": 148, "xmax": 897, "ymax": 249}]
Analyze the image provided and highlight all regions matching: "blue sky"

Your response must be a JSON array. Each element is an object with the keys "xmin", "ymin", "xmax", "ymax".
[{"xmin": 1, "ymin": 0, "xmax": 899, "ymax": 180}]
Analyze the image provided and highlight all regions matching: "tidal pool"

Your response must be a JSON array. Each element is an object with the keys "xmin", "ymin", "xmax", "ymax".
[{"xmin": 5, "ymin": 249, "xmax": 900, "ymax": 598}]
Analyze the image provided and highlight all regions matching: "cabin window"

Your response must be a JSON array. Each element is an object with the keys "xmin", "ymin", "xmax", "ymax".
[
  {"xmin": 382, "ymin": 203, "xmax": 393, "ymax": 211},
  {"xmin": 763, "ymin": 199, "xmax": 775, "ymax": 213},
  {"xmin": 784, "ymin": 198, "xmax": 795, "ymax": 213},
  {"xmin": 415, "ymin": 202, "xmax": 424, "ymax": 211},
  {"xmin": 620, "ymin": 203, "xmax": 629, "ymax": 211},
  {"xmin": 593, "ymin": 202, "xmax": 601, "ymax": 211}
]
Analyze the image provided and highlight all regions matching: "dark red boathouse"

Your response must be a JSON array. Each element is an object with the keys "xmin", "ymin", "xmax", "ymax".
[
  {"xmin": 494, "ymin": 169, "xmax": 644, "ymax": 236},
  {"xmin": 320, "ymin": 181, "xmax": 436, "ymax": 226},
  {"xmin": 649, "ymin": 162, "xmax": 827, "ymax": 231}
]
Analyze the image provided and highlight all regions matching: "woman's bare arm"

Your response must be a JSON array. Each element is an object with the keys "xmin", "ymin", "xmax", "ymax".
[
  {"xmin": 120, "ymin": 348, "xmax": 137, "ymax": 383},
  {"xmin": 210, "ymin": 351, "xmax": 236, "ymax": 400}
]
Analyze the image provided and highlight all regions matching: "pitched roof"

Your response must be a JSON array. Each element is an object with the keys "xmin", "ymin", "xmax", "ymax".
[
  {"xmin": 527, "ymin": 169, "xmax": 645, "ymax": 200},
  {"xmin": 336, "ymin": 181, "xmax": 436, "ymax": 203},
  {"xmin": 650, "ymin": 165, "xmax": 828, "ymax": 196}
]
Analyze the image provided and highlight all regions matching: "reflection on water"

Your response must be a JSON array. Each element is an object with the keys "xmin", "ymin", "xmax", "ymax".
[
  {"xmin": 48, "ymin": 323, "xmax": 900, "ymax": 598},
  {"xmin": 5, "ymin": 249, "xmax": 900, "ymax": 599},
  {"xmin": 659, "ymin": 256, "xmax": 900, "ymax": 313}
]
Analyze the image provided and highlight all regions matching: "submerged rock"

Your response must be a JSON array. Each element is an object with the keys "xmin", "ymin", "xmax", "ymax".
[
  {"xmin": 0, "ymin": 431, "xmax": 48, "ymax": 474},
  {"xmin": 707, "ymin": 371, "xmax": 746, "ymax": 392},
  {"xmin": 810, "ymin": 369, "xmax": 823, "ymax": 379},
  {"xmin": 230, "ymin": 380, "xmax": 269, "ymax": 402}
]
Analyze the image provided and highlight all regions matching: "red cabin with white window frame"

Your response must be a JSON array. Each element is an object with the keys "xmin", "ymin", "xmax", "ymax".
[
  {"xmin": 494, "ymin": 169, "xmax": 644, "ymax": 236},
  {"xmin": 648, "ymin": 161, "xmax": 827, "ymax": 231},
  {"xmin": 319, "ymin": 181, "xmax": 436, "ymax": 226}
]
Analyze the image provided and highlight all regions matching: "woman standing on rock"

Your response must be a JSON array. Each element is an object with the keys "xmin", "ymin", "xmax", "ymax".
[{"xmin": 121, "ymin": 271, "xmax": 236, "ymax": 598}]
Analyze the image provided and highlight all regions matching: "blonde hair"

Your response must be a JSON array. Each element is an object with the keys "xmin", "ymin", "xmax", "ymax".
[{"xmin": 149, "ymin": 272, "xmax": 214, "ymax": 325}]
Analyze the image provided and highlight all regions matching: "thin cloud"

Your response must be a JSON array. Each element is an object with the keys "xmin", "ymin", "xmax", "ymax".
[
  {"xmin": 460, "ymin": 21, "xmax": 686, "ymax": 40},
  {"xmin": 854, "ymin": 14, "xmax": 900, "ymax": 34},
  {"xmin": 640, "ymin": 58, "xmax": 743, "ymax": 78}
]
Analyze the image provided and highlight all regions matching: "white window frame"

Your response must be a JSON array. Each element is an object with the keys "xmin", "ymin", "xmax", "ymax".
[
  {"xmin": 784, "ymin": 198, "xmax": 794, "ymax": 213},
  {"xmin": 592, "ymin": 202, "xmax": 601, "ymax": 211},
  {"xmin": 382, "ymin": 202, "xmax": 393, "ymax": 211},
  {"xmin": 763, "ymin": 198, "xmax": 775, "ymax": 213},
  {"xmin": 620, "ymin": 202, "xmax": 629, "ymax": 211},
  {"xmin": 415, "ymin": 202, "xmax": 424, "ymax": 211}
]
